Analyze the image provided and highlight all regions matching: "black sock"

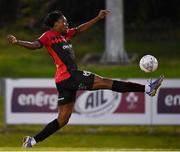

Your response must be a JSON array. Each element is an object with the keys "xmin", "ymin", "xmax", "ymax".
[
  {"xmin": 112, "ymin": 80, "xmax": 145, "ymax": 92},
  {"xmin": 34, "ymin": 119, "xmax": 60, "ymax": 143}
]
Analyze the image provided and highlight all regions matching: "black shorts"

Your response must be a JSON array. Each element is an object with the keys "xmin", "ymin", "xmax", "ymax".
[{"xmin": 56, "ymin": 70, "xmax": 95, "ymax": 105}]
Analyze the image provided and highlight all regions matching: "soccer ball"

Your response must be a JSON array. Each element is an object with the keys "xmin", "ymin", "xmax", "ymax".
[{"xmin": 139, "ymin": 55, "xmax": 158, "ymax": 72}]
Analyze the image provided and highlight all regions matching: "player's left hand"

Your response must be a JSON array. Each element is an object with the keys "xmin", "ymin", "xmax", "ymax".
[
  {"xmin": 97, "ymin": 10, "xmax": 110, "ymax": 19},
  {"xmin": 7, "ymin": 34, "xmax": 18, "ymax": 44}
]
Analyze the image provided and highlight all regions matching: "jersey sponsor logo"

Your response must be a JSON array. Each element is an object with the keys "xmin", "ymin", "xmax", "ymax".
[{"xmin": 62, "ymin": 44, "xmax": 72, "ymax": 50}]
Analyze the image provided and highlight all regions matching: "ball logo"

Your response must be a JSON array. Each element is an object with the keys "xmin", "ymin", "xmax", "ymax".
[{"xmin": 74, "ymin": 90, "xmax": 121, "ymax": 117}]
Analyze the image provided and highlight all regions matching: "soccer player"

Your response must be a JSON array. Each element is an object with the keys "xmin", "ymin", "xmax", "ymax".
[{"xmin": 7, "ymin": 10, "xmax": 164, "ymax": 148}]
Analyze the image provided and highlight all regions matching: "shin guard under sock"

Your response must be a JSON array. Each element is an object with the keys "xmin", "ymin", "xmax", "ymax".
[
  {"xmin": 34, "ymin": 119, "xmax": 60, "ymax": 143},
  {"xmin": 112, "ymin": 80, "xmax": 145, "ymax": 93}
]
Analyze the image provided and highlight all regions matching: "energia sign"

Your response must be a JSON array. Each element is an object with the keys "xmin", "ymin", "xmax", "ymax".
[{"xmin": 5, "ymin": 79, "xmax": 180, "ymax": 125}]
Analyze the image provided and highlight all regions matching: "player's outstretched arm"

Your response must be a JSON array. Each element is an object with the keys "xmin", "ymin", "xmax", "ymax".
[
  {"xmin": 77, "ymin": 10, "xmax": 110, "ymax": 33},
  {"xmin": 7, "ymin": 34, "xmax": 42, "ymax": 50}
]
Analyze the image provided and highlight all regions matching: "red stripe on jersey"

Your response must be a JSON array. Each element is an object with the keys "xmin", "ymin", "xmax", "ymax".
[{"xmin": 47, "ymin": 47, "xmax": 70, "ymax": 82}]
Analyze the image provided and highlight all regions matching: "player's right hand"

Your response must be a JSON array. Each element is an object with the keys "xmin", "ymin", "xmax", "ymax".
[{"xmin": 7, "ymin": 34, "xmax": 18, "ymax": 44}]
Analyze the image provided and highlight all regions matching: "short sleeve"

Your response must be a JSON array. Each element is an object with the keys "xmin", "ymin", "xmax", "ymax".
[
  {"xmin": 38, "ymin": 32, "xmax": 49, "ymax": 47},
  {"xmin": 65, "ymin": 28, "xmax": 78, "ymax": 40}
]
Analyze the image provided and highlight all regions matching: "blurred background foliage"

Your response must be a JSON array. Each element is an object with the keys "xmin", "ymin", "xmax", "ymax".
[
  {"xmin": 0, "ymin": 0, "xmax": 180, "ymax": 77},
  {"xmin": 1, "ymin": 0, "xmax": 180, "ymax": 40},
  {"xmin": 0, "ymin": 0, "xmax": 180, "ymax": 37},
  {"xmin": 1, "ymin": 0, "xmax": 180, "ymax": 46}
]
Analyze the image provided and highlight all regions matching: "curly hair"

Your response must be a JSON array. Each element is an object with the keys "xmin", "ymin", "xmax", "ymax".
[{"xmin": 44, "ymin": 10, "xmax": 63, "ymax": 28}]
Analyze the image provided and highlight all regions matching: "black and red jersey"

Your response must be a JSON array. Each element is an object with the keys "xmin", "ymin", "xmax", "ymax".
[{"xmin": 38, "ymin": 28, "xmax": 78, "ymax": 83}]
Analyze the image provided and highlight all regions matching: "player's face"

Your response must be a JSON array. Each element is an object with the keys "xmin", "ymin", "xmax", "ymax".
[{"xmin": 55, "ymin": 16, "xmax": 69, "ymax": 34}]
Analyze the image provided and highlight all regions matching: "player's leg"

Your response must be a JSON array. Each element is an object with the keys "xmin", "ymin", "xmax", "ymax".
[
  {"xmin": 66, "ymin": 70, "xmax": 145, "ymax": 92},
  {"xmin": 69, "ymin": 70, "xmax": 164, "ymax": 96},
  {"xmin": 22, "ymin": 90, "xmax": 76, "ymax": 148},
  {"xmin": 92, "ymin": 74, "xmax": 164, "ymax": 96},
  {"xmin": 34, "ymin": 101, "xmax": 74, "ymax": 142},
  {"xmin": 22, "ymin": 101, "xmax": 74, "ymax": 148},
  {"xmin": 57, "ymin": 101, "xmax": 74, "ymax": 128},
  {"xmin": 92, "ymin": 75, "xmax": 145, "ymax": 92}
]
